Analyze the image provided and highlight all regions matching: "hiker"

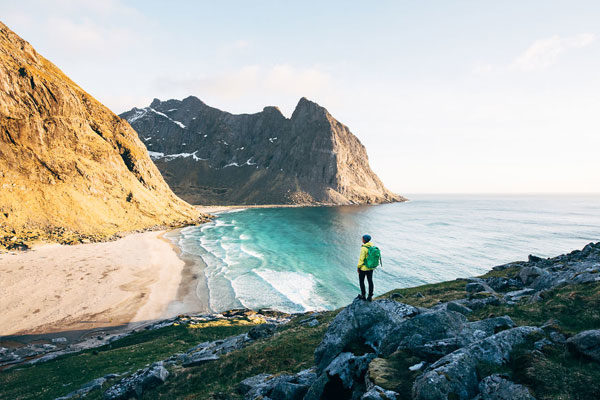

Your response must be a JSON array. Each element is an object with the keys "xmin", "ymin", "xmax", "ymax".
[{"xmin": 357, "ymin": 234, "xmax": 381, "ymax": 301}]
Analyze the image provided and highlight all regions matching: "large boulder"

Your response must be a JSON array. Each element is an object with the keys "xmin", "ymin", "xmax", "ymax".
[
  {"xmin": 412, "ymin": 326, "xmax": 542, "ymax": 400},
  {"xmin": 314, "ymin": 299, "xmax": 418, "ymax": 373},
  {"xmin": 567, "ymin": 329, "xmax": 600, "ymax": 362},
  {"xmin": 379, "ymin": 309, "xmax": 468, "ymax": 356},
  {"xmin": 474, "ymin": 374, "xmax": 535, "ymax": 400}
]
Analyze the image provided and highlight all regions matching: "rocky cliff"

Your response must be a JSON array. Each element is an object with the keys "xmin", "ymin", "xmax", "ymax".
[
  {"xmin": 0, "ymin": 22, "xmax": 207, "ymax": 250},
  {"xmin": 120, "ymin": 96, "xmax": 403, "ymax": 205}
]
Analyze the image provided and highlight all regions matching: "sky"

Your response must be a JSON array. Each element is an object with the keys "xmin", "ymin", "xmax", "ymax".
[{"xmin": 3, "ymin": 0, "xmax": 600, "ymax": 194}]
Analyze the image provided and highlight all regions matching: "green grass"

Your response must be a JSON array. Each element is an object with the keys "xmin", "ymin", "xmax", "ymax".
[
  {"xmin": 143, "ymin": 311, "xmax": 338, "ymax": 399},
  {"xmin": 367, "ymin": 349, "xmax": 423, "ymax": 400},
  {"xmin": 379, "ymin": 279, "xmax": 469, "ymax": 308},
  {"xmin": 511, "ymin": 343, "xmax": 600, "ymax": 400},
  {"xmin": 0, "ymin": 323, "xmax": 254, "ymax": 400},
  {"xmin": 468, "ymin": 282, "xmax": 600, "ymax": 334}
]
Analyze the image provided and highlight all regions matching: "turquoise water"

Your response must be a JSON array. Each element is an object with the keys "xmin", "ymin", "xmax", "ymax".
[{"xmin": 175, "ymin": 195, "xmax": 600, "ymax": 313}]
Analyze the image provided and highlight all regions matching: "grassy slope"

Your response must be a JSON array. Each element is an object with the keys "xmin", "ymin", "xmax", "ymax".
[{"xmin": 2, "ymin": 267, "xmax": 600, "ymax": 400}]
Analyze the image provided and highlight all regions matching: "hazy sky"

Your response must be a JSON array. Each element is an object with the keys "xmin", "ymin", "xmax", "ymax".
[{"xmin": 3, "ymin": 1, "xmax": 600, "ymax": 194}]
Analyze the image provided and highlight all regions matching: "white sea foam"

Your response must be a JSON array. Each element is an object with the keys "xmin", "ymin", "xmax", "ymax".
[
  {"xmin": 253, "ymin": 269, "xmax": 324, "ymax": 312},
  {"xmin": 240, "ymin": 243, "xmax": 265, "ymax": 261}
]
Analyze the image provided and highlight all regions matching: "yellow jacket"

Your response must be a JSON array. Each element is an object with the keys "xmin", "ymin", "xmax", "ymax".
[{"xmin": 357, "ymin": 242, "xmax": 374, "ymax": 271}]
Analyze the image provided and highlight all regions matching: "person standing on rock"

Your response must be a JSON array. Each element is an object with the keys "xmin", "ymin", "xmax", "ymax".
[{"xmin": 357, "ymin": 234, "xmax": 381, "ymax": 301}]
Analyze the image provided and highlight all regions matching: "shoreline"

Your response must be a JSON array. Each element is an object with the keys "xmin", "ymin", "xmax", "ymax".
[
  {"xmin": 194, "ymin": 204, "xmax": 304, "ymax": 215},
  {"xmin": 161, "ymin": 229, "xmax": 212, "ymax": 316},
  {"xmin": 0, "ymin": 230, "xmax": 189, "ymax": 340}
]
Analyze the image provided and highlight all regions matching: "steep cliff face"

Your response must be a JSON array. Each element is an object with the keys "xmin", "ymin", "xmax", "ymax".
[
  {"xmin": 0, "ymin": 22, "xmax": 206, "ymax": 249},
  {"xmin": 121, "ymin": 96, "xmax": 403, "ymax": 205}
]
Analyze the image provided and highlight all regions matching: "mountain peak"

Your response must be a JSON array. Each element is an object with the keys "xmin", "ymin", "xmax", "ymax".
[{"xmin": 291, "ymin": 97, "xmax": 328, "ymax": 121}]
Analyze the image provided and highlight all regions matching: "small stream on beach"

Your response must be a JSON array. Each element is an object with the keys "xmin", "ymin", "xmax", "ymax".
[{"xmin": 170, "ymin": 194, "xmax": 600, "ymax": 313}]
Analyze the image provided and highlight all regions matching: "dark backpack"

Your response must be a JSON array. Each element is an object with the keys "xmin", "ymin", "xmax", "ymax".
[{"xmin": 363, "ymin": 245, "xmax": 382, "ymax": 269}]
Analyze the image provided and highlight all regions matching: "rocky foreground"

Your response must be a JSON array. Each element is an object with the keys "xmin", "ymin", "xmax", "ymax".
[{"xmin": 1, "ymin": 242, "xmax": 599, "ymax": 399}]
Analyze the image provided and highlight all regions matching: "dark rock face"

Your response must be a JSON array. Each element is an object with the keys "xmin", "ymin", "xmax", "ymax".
[{"xmin": 120, "ymin": 96, "xmax": 404, "ymax": 205}]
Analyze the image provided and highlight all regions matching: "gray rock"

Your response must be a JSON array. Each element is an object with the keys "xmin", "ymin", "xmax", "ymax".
[
  {"xmin": 549, "ymin": 331, "xmax": 567, "ymax": 344},
  {"xmin": 361, "ymin": 385, "xmax": 398, "ymax": 400},
  {"xmin": 484, "ymin": 277, "xmax": 524, "ymax": 292},
  {"xmin": 519, "ymin": 266, "xmax": 547, "ymax": 285},
  {"xmin": 238, "ymin": 373, "xmax": 272, "ymax": 395},
  {"xmin": 244, "ymin": 374, "xmax": 295, "ymax": 400},
  {"xmin": 51, "ymin": 337, "xmax": 68, "ymax": 344},
  {"xmin": 567, "ymin": 329, "xmax": 600, "ymax": 362},
  {"xmin": 295, "ymin": 368, "xmax": 318, "ymax": 386},
  {"xmin": 104, "ymin": 362, "xmax": 169, "ymax": 400},
  {"xmin": 270, "ymin": 381, "xmax": 308, "ymax": 400},
  {"xmin": 412, "ymin": 326, "xmax": 541, "ymax": 400},
  {"xmin": 475, "ymin": 374, "xmax": 535, "ymax": 399},
  {"xmin": 458, "ymin": 316, "xmax": 515, "ymax": 346},
  {"xmin": 304, "ymin": 373, "xmax": 329, "ymax": 400},
  {"xmin": 466, "ymin": 282, "xmax": 489, "ymax": 294},
  {"xmin": 56, "ymin": 377, "xmax": 106, "ymax": 399},
  {"xmin": 464, "ymin": 295, "xmax": 504, "ymax": 310},
  {"xmin": 182, "ymin": 333, "xmax": 250, "ymax": 367},
  {"xmin": 446, "ymin": 301, "xmax": 473, "ymax": 315},
  {"xmin": 181, "ymin": 352, "xmax": 219, "ymax": 367},
  {"xmin": 240, "ymin": 369, "xmax": 317, "ymax": 400},
  {"xmin": 380, "ymin": 309, "xmax": 467, "ymax": 356},
  {"xmin": 503, "ymin": 288, "xmax": 535, "ymax": 302},
  {"xmin": 411, "ymin": 337, "xmax": 460, "ymax": 361},
  {"xmin": 534, "ymin": 338, "xmax": 554, "ymax": 351},
  {"xmin": 248, "ymin": 323, "xmax": 277, "ymax": 340},
  {"xmin": 325, "ymin": 352, "xmax": 376, "ymax": 390},
  {"xmin": 314, "ymin": 298, "xmax": 418, "ymax": 373}
]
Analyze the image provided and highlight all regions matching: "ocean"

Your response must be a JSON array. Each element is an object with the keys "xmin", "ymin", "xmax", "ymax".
[{"xmin": 171, "ymin": 194, "xmax": 600, "ymax": 314}]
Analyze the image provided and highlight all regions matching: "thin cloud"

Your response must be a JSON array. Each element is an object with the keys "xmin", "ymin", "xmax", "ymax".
[
  {"xmin": 510, "ymin": 33, "xmax": 596, "ymax": 71},
  {"xmin": 151, "ymin": 64, "xmax": 334, "ymax": 114}
]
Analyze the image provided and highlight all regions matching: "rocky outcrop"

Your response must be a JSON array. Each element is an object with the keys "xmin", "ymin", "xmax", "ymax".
[
  {"xmin": 478, "ymin": 242, "xmax": 600, "ymax": 304},
  {"xmin": 412, "ymin": 326, "xmax": 541, "ymax": 400},
  {"xmin": 120, "ymin": 96, "xmax": 404, "ymax": 205},
  {"xmin": 0, "ymin": 22, "xmax": 205, "ymax": 250}
]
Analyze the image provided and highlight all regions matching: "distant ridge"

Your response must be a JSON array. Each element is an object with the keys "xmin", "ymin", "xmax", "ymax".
[
  {"xmin": 0, "ymin": 22, "xmax": 207, "ymax": 249},
  {"xmin": 121, "ymin": 96, "xmax": 404, "ymax": 205}
]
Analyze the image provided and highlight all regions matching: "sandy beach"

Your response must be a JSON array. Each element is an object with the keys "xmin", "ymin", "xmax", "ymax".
[
  {"xmin": 195, "ymin": 204, "xmax": 302, "ymax": 214},
  {"xmin": 0, "ymin": 230, "xmax": 209, "ymax": 338}
]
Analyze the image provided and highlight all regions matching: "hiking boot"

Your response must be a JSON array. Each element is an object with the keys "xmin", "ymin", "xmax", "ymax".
[
  {"xmin": 367, "ymin": 295, "xmax": 373, "ymax": 302},
  {"xmin": 356, "ymin": 294, "xmax": 366, "ymax": 300}
]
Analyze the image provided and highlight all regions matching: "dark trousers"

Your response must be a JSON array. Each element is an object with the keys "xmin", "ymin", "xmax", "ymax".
[{"xmin": 359, "ymin": 269, "xmax": 374, "ymax": 297}]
